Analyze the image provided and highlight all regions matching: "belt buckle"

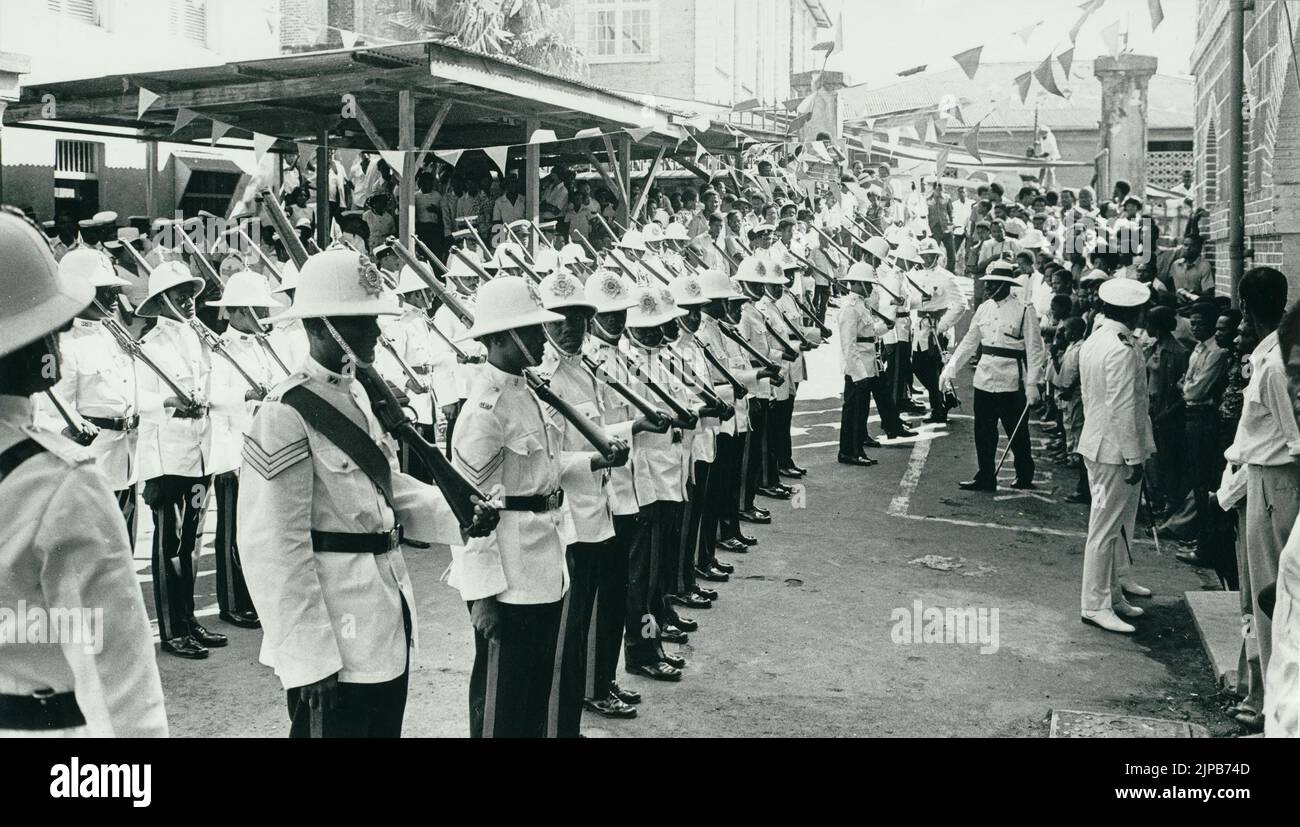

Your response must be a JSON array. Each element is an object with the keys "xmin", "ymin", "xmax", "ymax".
[
  {"xmin": 545, "ymin": 490, "xmax": 561, "ymax": 511},
  {"xmin": 31, "ymin": 687, "xmax": 56, "ymax": 706},
  {"xmin": 388, "ymin": 524, "xmax": 402, "ymax": 551}
]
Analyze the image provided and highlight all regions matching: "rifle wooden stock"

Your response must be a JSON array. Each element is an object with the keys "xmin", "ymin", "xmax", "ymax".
[
  {"xmin": 811, "ymin": 224, "xmax": 854, "ymax": 264},
  {"xmin": 164, "ymin": 293, "xmax": 269, "ymax": 397},
  {"xmin": 256, "ymin": 334, "xmax": 292, "ymax": 375},
  {"xmin": 611, "ymin": 348, "xmax": 697, "ymax": 427},
  {"xmin": 44, "ymin": 390, "xmax": 94, "ymax": 444},
  {"xmin": 717, "ymin": 321, "xmax": 778, "ymax": 372},
  {"xmin": 260, "ymin": 190, "xmax": 311, "ymax": 268},
  {"xmin": 581, "ymin": 354, "xmax": 669, "ymax": 429},
  {"xmin": 574, "ymin": 229, "xmax": 640, "ymax": 283},
  {"xmin": 790, "ymin": 292, "xmax": 833, "ymax": 338},
  {"xmin": 525, "ymin": 370, "xmax": 622, "ymax": 461},
  {"xmin": 904, "ymin": 272, "xmax": 934, "ymax": 302},
  {"xmin": 658, "ymin": 346, "xmax": 725, "ymax": 409},
  {"xmin": 777, "ymin": 310, "xmax": 817, "ymax": 351},
  {"xmin": 762, "ymin": 317, "xmax": 803, "ymax": 361},
  {"xmin": 172, "ymin": 224, "xmax": 226, "ymax": 288},
  {"xmin": 236, "ymin": 228, "xmax": 284, "ymax": 285},
  {"xmin": 386, "ymin": 237, "xmax": 476, "ymax": 328},
  {"xmin": 696, "ymin": 340, "xmax": 747, "ymax": 398},
  {"xmin": 379, "ymin": 336, "xmax": 430, "ymax": 395},
  {"xmin": 504, "ymin": 248, "xmax": 544, "ymax": 283},
  {"xmin": 93, "ymin": 299, "xmax": 199, "ymax": 407}
]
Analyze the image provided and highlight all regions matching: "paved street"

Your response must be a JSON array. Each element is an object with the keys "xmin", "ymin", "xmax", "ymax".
[{"xmin": 140, "ymin": 298, "xmax": 1236, "ymax": 738}]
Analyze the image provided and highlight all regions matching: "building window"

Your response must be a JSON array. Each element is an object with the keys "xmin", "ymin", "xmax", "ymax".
[
  {"xmin": 46, "ymin": 0, "xmax": 102, "ymax": 27},
  {"xmin": 55, "ymin": 140, "xmax": 99, "ymax": 176},
  {"xmin": 584, "ymin": 0, "xmax": 656, "ymax": 62},
  {"xmin": 171, "ymin": 0, "xmax": 209, "ymax": 48}
]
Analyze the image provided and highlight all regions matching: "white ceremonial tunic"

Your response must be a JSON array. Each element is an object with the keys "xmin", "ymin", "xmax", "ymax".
[
  {"xmin": 238, "ymin": 359, "xmax": 461, "ymax": 689},
  {"xmin": 208, "ymin": 330, "xmax": 279, "ymax": 476},
  {"xmin": 448, "ymin": 364, "xmax": 575, "ymax": 604},
  {"xmin": 696, "ymin": 315, "xmax": 756, "ymax": 438},
  {"xmin": 538, "ymin": 346, "xmax": 628, "ymax": 544},
  {"xmin": 837, "ymin": 293, "xmax": 888, "ymax": 382},
  {"xmin": 42, "ymin": 319, "xmax": 140, "ymax": 490},
  {"xmin": 738, "ymin": 303, "xmax": 783, "ymax": 401},
  {"xmin": 940, "ymin": 296, "xmax": 1046, "ymax": 393},
  {"xmin": 911, "ymin": 265, "xmax": 967, "ymax": 354},
  {"xmin": 377, "ymin": 307, "xmax": 438, "ymax": 424},
  {"xmin": 433, "ymin": 300, "xmax": 485, "ymax": 402},
  {"xmin": 0, "ymin": 396, "xmax": 167, "ymax": 737},
  {"xmin": 670, "ymin": 330, "xmax": 718, "ymax": 465},
  {"xmin": 135, "ymin": 316, "xmax": 214, "ymax": 480},
  {"xmin": 623, "ymin": 339, "xmax": 690, "ymax": 504}
]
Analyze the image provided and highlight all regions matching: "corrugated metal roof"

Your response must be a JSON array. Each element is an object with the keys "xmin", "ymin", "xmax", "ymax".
[{"xmin": 839, "ymin": 60, "xmax": 1192, "ymax": 132}]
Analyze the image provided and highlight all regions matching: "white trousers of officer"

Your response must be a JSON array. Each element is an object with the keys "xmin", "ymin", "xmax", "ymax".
[{"xmin": 1080, "ymin": 459, "xmax": 1138, "ymax": 613}]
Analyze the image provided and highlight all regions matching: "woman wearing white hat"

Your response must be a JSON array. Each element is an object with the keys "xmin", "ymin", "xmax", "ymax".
[
  {"xmin": 238, "ymin": 247, "xmax": 481, "ymax": 738},
  {"xmin": 0, "ymin": 207, "xmax": 167, "ymax": 737},
  {"xmin": 203, "ymin": 270, "xmax": 287, "ymax": 632},
  {"xmin": 40, "ymin": 249, "xmax": 140, "ymax": 541},
  {"xmin": 533, "ymin": 269, "xmax": 639, "ymax": 731},
  {"xmin": 134, "ymin": 259, "xmax": 230, "ymax": 659}
]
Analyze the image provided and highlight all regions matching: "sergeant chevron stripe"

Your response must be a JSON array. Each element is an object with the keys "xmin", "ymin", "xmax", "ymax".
[
  {"xmin": 242, "ymin": 435, "xmax": 310, "ymax": 479},
  {"xmin": 453, "ymin": 447, "xmax": 504, "ymax": 488}
]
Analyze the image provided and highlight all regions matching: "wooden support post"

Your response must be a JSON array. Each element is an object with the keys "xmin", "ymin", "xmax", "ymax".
[
  {"xmin": 398, "ymin": 89, "xmax": 415, "ymax": 249},
  {"xmin": 144, "ymin": 140, "xmax": 158, "ymax": 217},
  {"xmin": 315, "ymin": 126, "xmax": 329, "ymax": 250},
  {"xmin": 630, "ymin": 145, "xmax": 667, "ymax": 221},
  {"xmin": 525, "ymin": 118, "xmax": 540, "ymax": 256},
  {"xmin": 616, "ymin": 133, "xmax": 632, "ymax": 228}
]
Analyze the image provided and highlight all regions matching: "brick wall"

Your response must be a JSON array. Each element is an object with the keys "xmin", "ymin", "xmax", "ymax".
[{"xmin": 279, "ymin": 0, "xmax": 329, "ymax": 52}]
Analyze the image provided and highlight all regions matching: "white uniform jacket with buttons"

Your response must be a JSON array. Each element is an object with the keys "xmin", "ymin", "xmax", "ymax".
[
  {"xmin": 208, "ymin": 329, "xmax": 281, "ymax": 476},
  {"xmin": 622, "ymin": 339, "xmax": 689, "ymax": 504},
  {"xmin": 1076, "ymin": 316, "xmax": 1157, "ymax": 466},
  {"xmin": 237, "ymin": 359, "xmax": 461, "ymax": 689},
  {"xmin": 433, "ymin": 300, "xmax": 485, "ymax": 401},
  {"xmin": 837, "ymin": 293, "xmax": 890, "ymax": 382},
  {"xmin": 878, "ymin": 264, "xmax": 912, "ymax": 345},
  {"xmin": 538, "ymin": 346, "xmax": 627, "ymax": 544},
  {"xmin": 911, "ymin": 266, "xmax": 967, "ymax": 354},
  {"xmin": 376, "ymin": 307, "xmax": 438, "ymax": 424},
  {"xmin": 669, "ymin": 330, "xmax": 717, "ymax": 465},
  {"xmin": 0, "ymin": 396, "xmax": 167, "ymax": 736},
  {"xmin": 448, "ymin": 364, "xmax": 575, "ymax": 604},
  {"xmin": 135, "ymin": 316, "xmax": 214, "ymax": 480},
  {"xmin": 738, "ymin": 302, "xmax": 786, "ymax": 400},
  {"xmin": 269, "ymin": 319, "xmax": 309, "ymax": 374},
  {"xmin": 941, "ymin": 296, "xmax": 1046, "ymax": 393},
  {"xmin": 583, "ymin": 336, "xmax": 641, "ymax": 516},
  {"xmin": 696, "ymin": 315, "xmax": 757, "ymax": 437},
  {"xmin": 41, "ymin": 319, "xmax": 140, "ymax": 490}
]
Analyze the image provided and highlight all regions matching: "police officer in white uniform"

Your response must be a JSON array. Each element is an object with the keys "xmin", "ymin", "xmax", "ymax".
[
  {"xmin": 1077, "ymin": 279, "xmax": 1157, "ymax": 634},
  {"xmin": 238, "ymin": 247, "xmax": 487, "ymax": 737},
  {"xmin": 837, "ymin": 262, "xmax": 890, "ymax": 466},
  {"xmin": 912, "ymin": 237, "xmax": 968, "ymax": 424},
  {"xmin": 376, "ymin": 265, "xmax": 440, "ymax": 481},
  {"xmin": 0, "ymin": 207, "xmax": 167, "ymax": 737},
  {"xmin": 940, "ymin": 261, "xmax": 1046, "ymax": 491}
]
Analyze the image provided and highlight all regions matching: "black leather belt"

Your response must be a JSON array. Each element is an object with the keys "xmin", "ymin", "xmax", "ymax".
[
  {"xmin": 503, "ymin": 489, "xmax": 565, "ymax": 512},
  {"xmin": 0, "ymin": 690, "xmax": 85, "ymax": 730},
  {"xmin": 410, "ymin": 365, "xmax": 432, "ymax": 375},
  {"xmin": 978, "ymin": 345, "xmax": 1026, "ymax": 361},
  {"xmin": 855, "ymin": 336, "xmax": 877, "ymax": 343},
  {"xmin": 85, "ymin": 414, "xmax": 140, "ymax": 431},
  {"xmin": 311, "ymin": 525, "xmax": 403, "ymax": 554}
]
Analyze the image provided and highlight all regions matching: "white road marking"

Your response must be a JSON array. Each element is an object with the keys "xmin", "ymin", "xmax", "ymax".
[
  {"xmin": 895, "ymin": 512, "xmax": 1155, "ymax": 546},
  {"xmin": 888, "ymin": 437, "xmax": 932, "ymax": 516}
]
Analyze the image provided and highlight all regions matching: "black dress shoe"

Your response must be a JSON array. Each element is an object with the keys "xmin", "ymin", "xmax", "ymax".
[
  {"xmin": 626, "ymin": 662, "xmax": 681, "ymax": 682},
  {"xmin": 1011, "ymin": 479, "xmax": 1035, "ymax": 490},
  {"xmin": 669, "ymin": 592, "xmax": 712, "ymax": 609},
  {"xmin": 886, "ymin": 427, "xmax": 918, "ymax": 439},
  {"xmin": 660, "ymin": 625, "xmax": 690, "ymax": 644},
  {"xmin": 736, "ymin": 532, "xmax": 758, "ymax": 546},
  {"xmin": 757, "ymin": 486, "xmax": 791, "ymax": 500},
  {"xmin": 659, "ymin": 652, "xmax": 687, "ymax": 669},
  {"xmin": 923, "ymin": 415, "xmax": 948, "ymax": 424},
  {"xmin": 958, "ymin": 479, "xmax": 996, "ymax": 491},
  {"xmin": 694, "ymin": 565, "xmax": 729, "ymax": 583},
  {"xmin": 753, "ymin": 506, "xmax": 771, "ymax": 518},
  {"xmin": 189, "ymin": 621, "xmax": 228, "ymax": 648},
  {"xmin": 778, "ymin": 466, "xmax": 804, "ymax": 479},
  {"xmin": 711, "ymin": 559, "xmax": 735, "ymax": 574},
  {"xmin": 162, "ymin": 636, "xmax": 209, "ymax": 660},
  {"xmin": 738, "ymin": 508, "xmax": 772, "ymax": 524},
  {"xmin": 219, "ymin": 610, "xmax": 261, "ymax": 629},
  {"xmin": 717, "ymin": 537, "xmax": 748, "ymax": 553},
  {"xmin": 610, "ymin": 682, "xmax": 641, "ymax": 704},
  {"xmin": 668, "ymin": 614, "xmax": 698, "ymax": 631},
  {"xmin": 1176, "ymin": 549, "xmax": 1211, "ymax": 567},
  {"xmin": 789, "ymin": 463, "xmax": 808, "ymax": 475},
  {"xmin": 584, "ymin": 694, "xmax": 637, "ymax": 718},
  {"xmin": 693, "ymin": 584, "xmax": 719, "ymax": 601},
  {"xmin": 863, "ymin": 436, "xmax": 882, "ymax": 448},
  {"xmin": 838, "ymin": 454, "xmax": 875, "ymax": 466}
]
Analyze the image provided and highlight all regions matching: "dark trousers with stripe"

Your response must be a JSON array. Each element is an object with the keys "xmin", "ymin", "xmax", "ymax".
[
  {"xmin": 144, "ymin": 474, "xmax": 212, "ymax": 642},
  {"xmin": 116, "ymin": 486, "xmax": 137, "ymax": 551},
  {"xmin": 213, "ymin": 471, "xmax": 256, "ymax": 617},
  {"xmin": 705, "ymin": 433, "xmax": 740, "ymax": 557},
  {"xmin": 865, "ymin": 374, "xmax": 902, "ymax": 434},
  {"xmin": 744, "ymin": 400, "xmax": 768, "ymax": 508},
  {"xmin": 589, "ymin": 515, "xmax": 635, "ymax": 697},
  {"xmin": 468, "ymin": 599, "xmax": 563, "ymax": 738},
  {"xmin": 623, "ymin": 508, "xmax": 660, "ymax": 667},
  {"xmin": 680, "ymin": 459, "xmax": 711, "ymax": 590},
  {"xmin": 654, "ymin": 500, "xmax": 685, "ymax": 627},
  {"xmin": 972, "ymin": 388, "xmax": 1033, "ymax": 485},
  {"xmin": 840, "ymin": 376, "xmax": 868, "ymax": 457},
  {"xmin": 912, "ymin": 344, "xmax": 946, "ymax": 420},
  {"xmin": 885, "ymin": 341, "xmax": 913, "ymax": 407},
  {"xmin": 287, "ymin": 668, "xmax": 409, "ymax": 738},
  {"xmin": 552, "ymin": 542, "xmax": 603, "ymax": 738},
  {"xmin": 769, "ymin": 392, "xmax": 795, "ymax": 469}
]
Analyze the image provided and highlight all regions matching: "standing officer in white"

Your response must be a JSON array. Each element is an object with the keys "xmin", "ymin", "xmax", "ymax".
[
  {"xmin": 0, "ymin": 208, "xmax": 166, "ymax": 737},
  {"xmin": 1077, "ymin": 279, "xmax": 1156, "ymax": 634},
  {"xmin": 238, "ymin": 247, "xmax": 488, "ymax": 737}
]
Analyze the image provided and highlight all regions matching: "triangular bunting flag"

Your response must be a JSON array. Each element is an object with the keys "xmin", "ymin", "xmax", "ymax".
[
  {"xmin": 694, "ymin": 141, "xmax": 707, "ymax": 163},
  {"xmin": 1058, "ymin": 47, "xmax": 1075, "ymax": 77},
  {"xmin": 934, "ymin": 146, "xmax": 950, "ymax": 179},
  {"xmin": 379, "ymin": 149, "xmax": 405, "ymax": 176},
  {"xmin": 529, "ymin": 128, "xmax": 558, "ymax": 144},
  {"xmin": 1014, "ymin": 20, "xmax": 1043, "ymax": 44},
  {"xmin": 575, "ymin": 127, "xmax": 605, "ymax": 139},
  {"xmin": 172, "ymin": 108, "xmax": 199, "ymax": 134},
  {"xmin": 339, "ymin": 28, "xmax": 360, "ymax": 49},
  {"xmin": 1034, "ymin": 56, "xmax": 1065, "ymax": 98},
  {"xmin": 1101, "ymin": 20, "xmax": 1122, "ymax": 58},
  {"xmin": 1014, "ymin": 71, "xmax": 1033, "ymax": 104},
  {"xmin": 295, "ymin": 142, "xmax": 316, "ymax": 162},
  {"xmin": 1068, "ymin": 13, "xmax": 1088, "ymax": 43},
  {"xmin": 137, "ymin": 87, "xmax": 160, "ymax": 120},
  {"xmin": 625, "ymin": 126, "xmax": 655, "ymax": 143},
  {"xmin": 963, "ymin": 121, "xmax": 983, "ymax": 163},
  {"xmin": 210, "ymin": 119, "xmax": 232, "ymax": 145},
  {"xmin": 1148, "ymin": 0, "xmax": 1164, "ymax": 31},
  {"xmin": 914, "ymin": 115, "xmax": 931, "ymax": 142},
  {"xmin": 953, "ymin": 46, "xmax": 983, "ymax": 80},
  {"xmin": 434, "ymin": 149, "xmax": 464, "ymax": 167},
  {"xmin": 483, "ymin": 145, "xmax": 510, "ymax": 175},
  {"xmin": 923, "ymin": 119, "xmax": 937, "ymax": 144},
  {"xmin": 253, "ymin": 132, "xmax": 277, "ymax": 165}
]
